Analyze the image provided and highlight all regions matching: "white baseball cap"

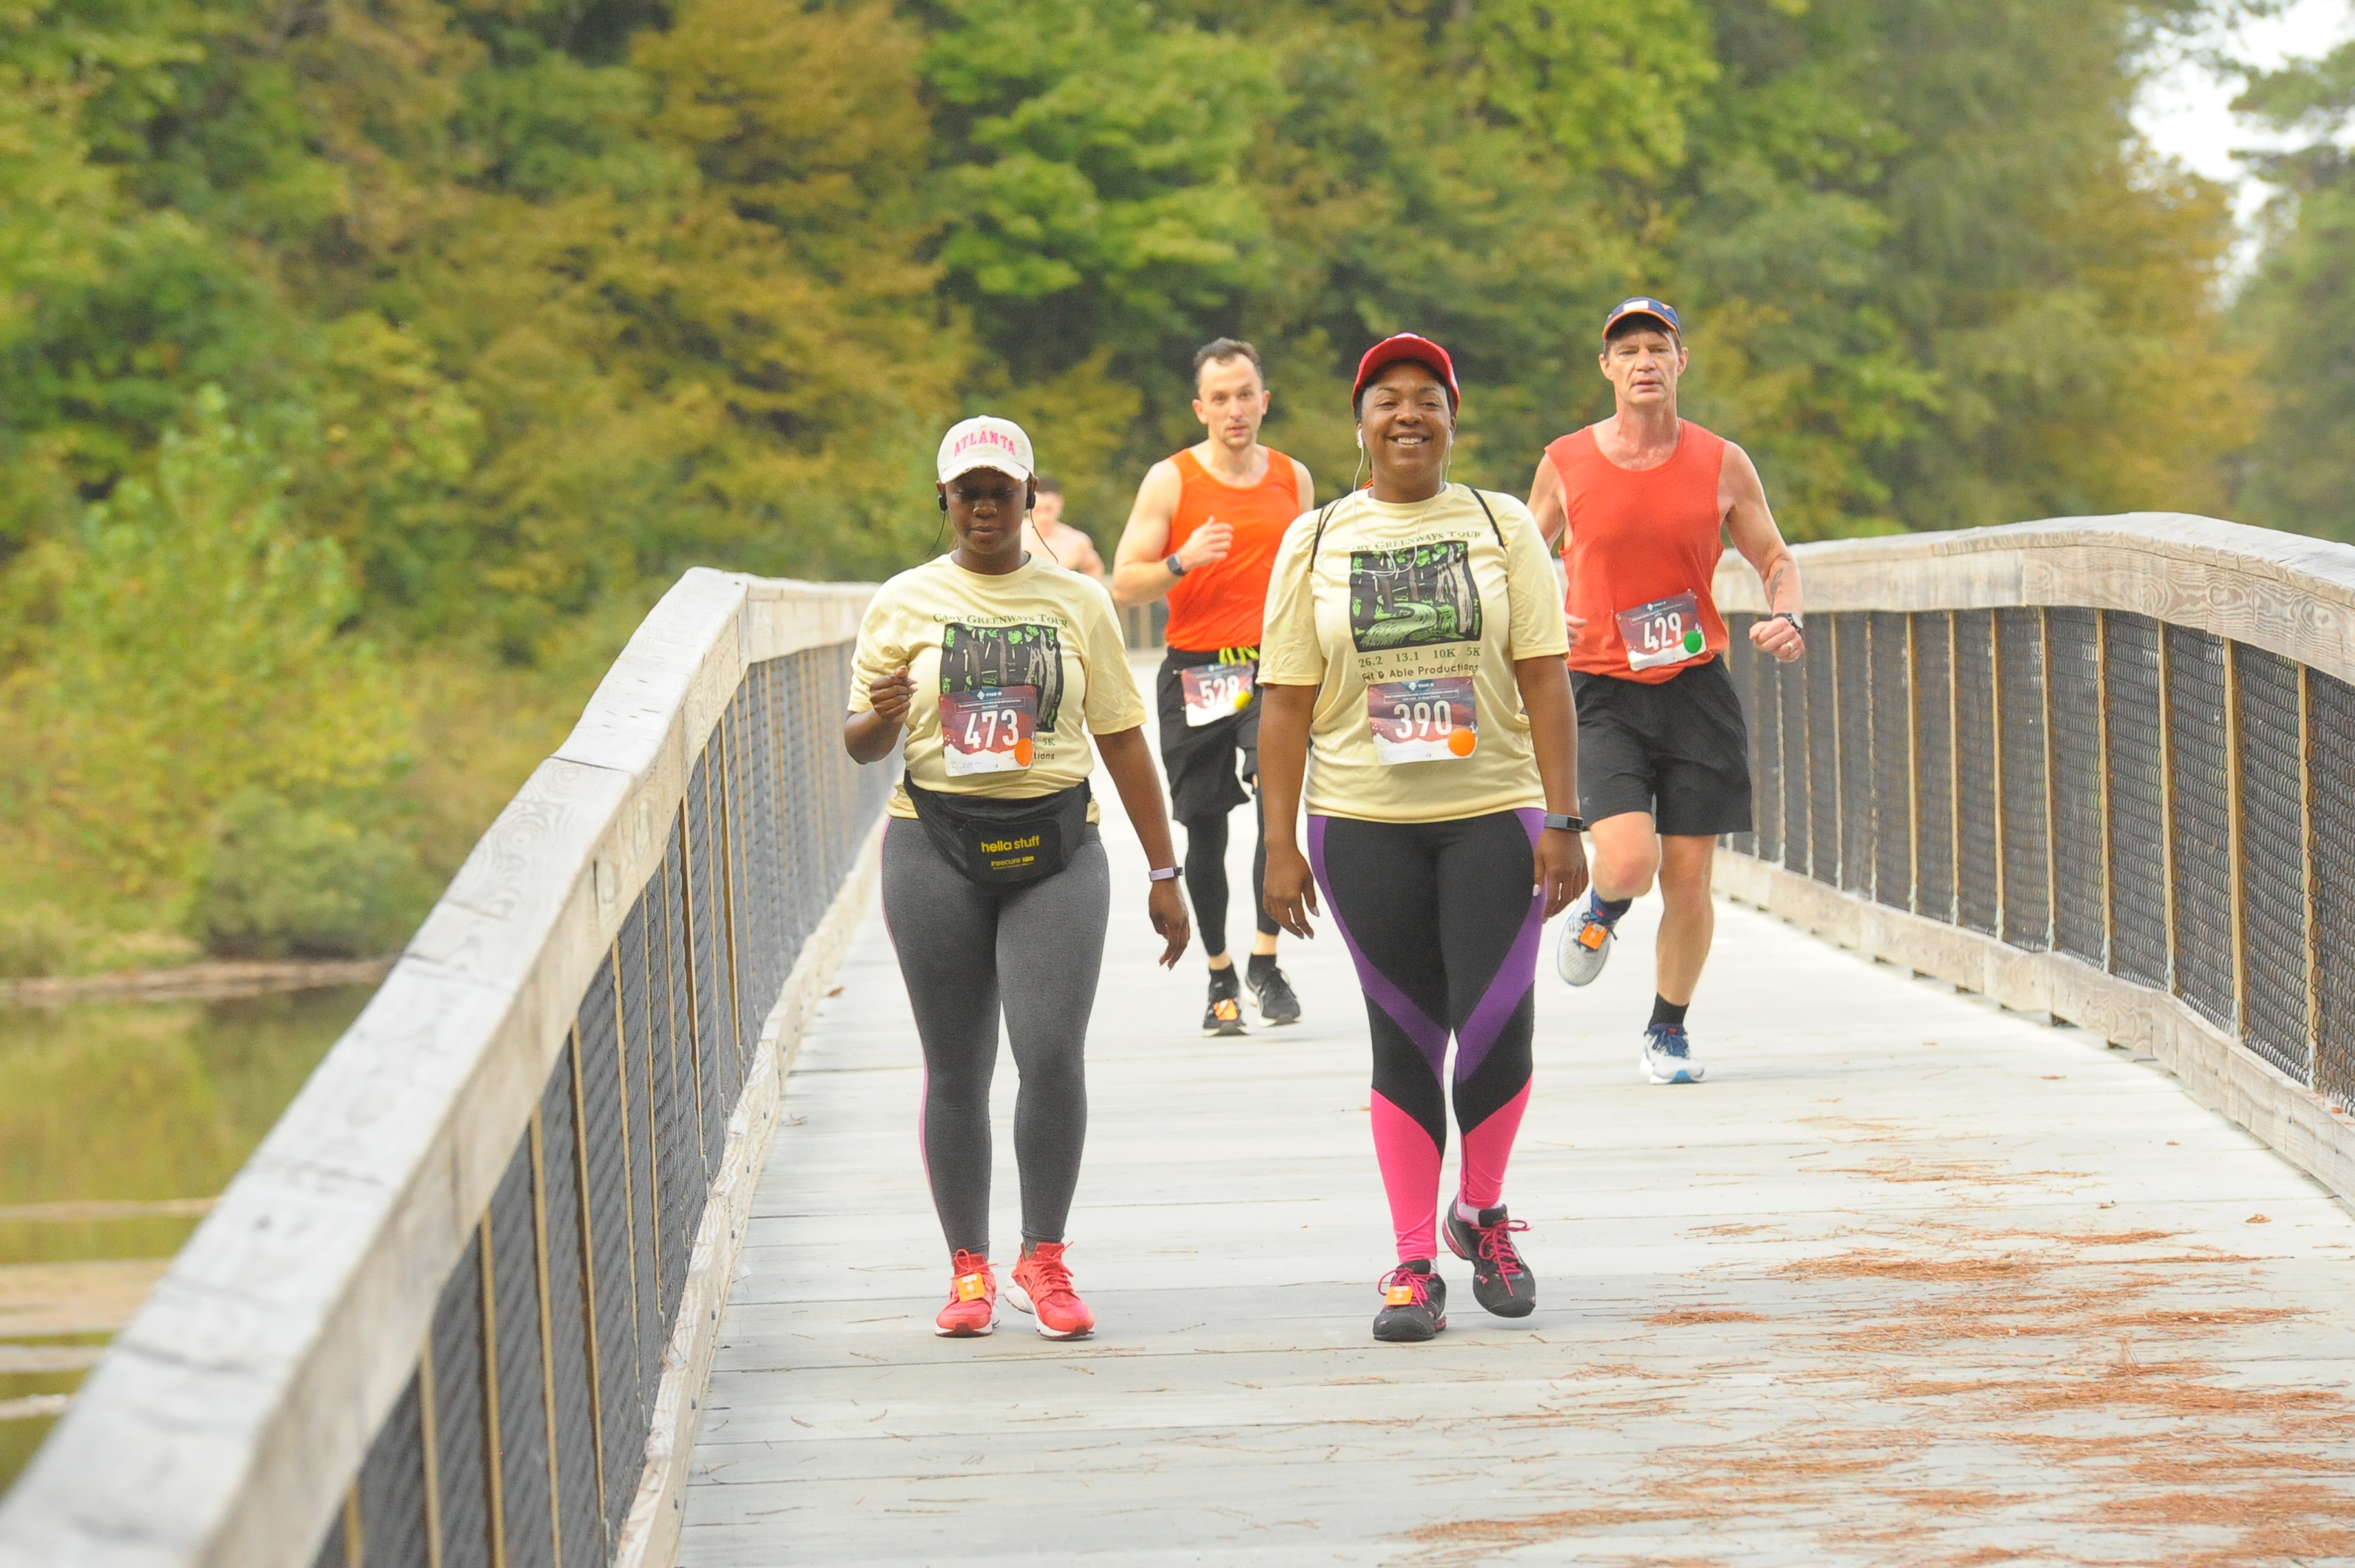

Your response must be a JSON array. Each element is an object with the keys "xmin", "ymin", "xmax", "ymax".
[{"xmin": 936, "ymin": 416, "xmax": 1034, "ymax": 484}]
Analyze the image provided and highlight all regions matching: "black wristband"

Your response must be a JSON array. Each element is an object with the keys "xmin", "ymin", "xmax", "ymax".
[
  {"xmin": 1165, "ymin": 553, "xmax": 1187, "ymax": 578},
  {"xmin": 1543, "ymin": 812, "xmax": 1585, "ymax": 834}
]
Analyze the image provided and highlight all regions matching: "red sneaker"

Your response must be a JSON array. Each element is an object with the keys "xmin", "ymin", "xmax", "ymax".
[
  {"xmin": 1007, "ymin": 1241, "xmax": 1095, "ymax": 1339},
  {"xmin": 933, "ymin": 1250, "xmax": 997, "ymax": 1337}
]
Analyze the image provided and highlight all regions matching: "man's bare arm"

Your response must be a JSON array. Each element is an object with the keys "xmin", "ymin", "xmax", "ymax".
[
  {"xmin": 1528, "ymin": 456, "xmax": 1567, "ymax": 551},
  {"xmin": 1721, "ymin": 442, "xmax": 1804, "ymax": 662},
  {"xmin": 1110, "ymin": 461, "xmax": 1185, "ymax": 606}
]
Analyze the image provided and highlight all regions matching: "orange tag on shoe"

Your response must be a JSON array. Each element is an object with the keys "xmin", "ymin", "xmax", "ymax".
[
  {"xmin": 1578, "ymin": 923, "xmax": 1609, "ymax": 951},
  {"xmin": 955, "ymin": 1272, "xmax": 988, "ymax": 1302},
  {"xmin": 1383, "ymin": 1284, "xmax": 1417, "ymax": 1306}
]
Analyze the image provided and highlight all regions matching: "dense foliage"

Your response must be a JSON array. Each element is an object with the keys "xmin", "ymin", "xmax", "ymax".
[{"xmin": 0, "ymin": 0, "xmax": 2268, "ymax": 959}]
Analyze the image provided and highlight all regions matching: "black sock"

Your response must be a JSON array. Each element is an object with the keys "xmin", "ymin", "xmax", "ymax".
[
  {"xmin": 1649, "ymin": 994, "xmax": 1689, "ymax": 1030},
  {"xmin": 1246, "ymin": 952, "xmax": 1278, "ymax": 981},
  {"xmin": 1592, "ymin": 892, "xmax": 1633, "ymax": 925},
  {"xmin": 1208, "ymin": 964, "xmax": 1239, "ymax": 997}
]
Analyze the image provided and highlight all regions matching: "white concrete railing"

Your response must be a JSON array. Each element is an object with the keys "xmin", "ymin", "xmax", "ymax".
[
  {"xmin": 0, "ymin": 570, "xmax": 885, "ymax": 1568},
  {"xmin": 1712, "ymin": 513, "xmax": 2355, "ymax": 1208}
]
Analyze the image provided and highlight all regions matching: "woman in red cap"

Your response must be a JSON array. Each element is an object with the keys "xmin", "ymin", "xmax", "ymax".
[{"xmin": 1254, "ymin": 337, "xmax": 1589, "ymax": 1342}]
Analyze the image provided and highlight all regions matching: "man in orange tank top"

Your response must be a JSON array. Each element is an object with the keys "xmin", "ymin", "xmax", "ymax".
[
  {"xmin": 1527, "ymin": 299, "xmax": 1806, "ymax": 1086},
  {"xmin": 1112, "ymin": 338, "xmax": 1317, "ymax": 1037}
]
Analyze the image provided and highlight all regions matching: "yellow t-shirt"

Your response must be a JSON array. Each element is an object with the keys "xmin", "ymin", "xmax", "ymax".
[
  {"xmin": 1258, "ymin": 484, "xmax": 1569, "ymax": 824},
  {"xmin": 849, "ymin": 553, "xmax": 1147, "ymax": 820}
]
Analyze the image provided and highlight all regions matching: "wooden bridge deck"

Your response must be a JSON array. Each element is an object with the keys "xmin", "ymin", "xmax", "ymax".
[{"xmin": 680, "ymin": 690, "xmax": 2355, "ymax": 1566}]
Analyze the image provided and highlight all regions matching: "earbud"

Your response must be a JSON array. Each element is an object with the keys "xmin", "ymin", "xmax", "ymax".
[
  {"xmin": 1355, "ymin": 430, "xmax": 1364, "ymax": 449},
  {"xmin": 938, "ymin": 493, "xmax": 948, "ymax": 513}
]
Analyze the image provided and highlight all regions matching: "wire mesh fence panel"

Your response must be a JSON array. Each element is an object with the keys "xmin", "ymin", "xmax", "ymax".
[
  {"xmin": 1997, "ymin": 609, "xmax": 2051, "ymax": 951},
  {"xmin": 487, "ymin": 1139, "xmax": 555, "ymax": 1568},
  {"xmin": 2166, "ymin": 626, "xmax": 2235, "ymax": 1032},
  {"xmin": 655, "ymin": 823, "xmax": 700, "ymax": 1334},
  {"xmin": 1780, "ymin": 655, "xmax": 1811, "ymax": 876},
  {"xmin": 2106, "ymin": 613, "xmax": 2170, "ymax": 989},
  {"xmin": 2235, "ymin": 644, "xmax": 2311, "ymax": 1082},
  {"xmin": 722, "ymin": 695, "xmax": 758, "ymax": 1085},
  {"xmin": 2312, "ymin": 668, "xmax": 2355, "ymax": 1109},
  {"xmin": 351, "ymin": 1371, "xmax": 430, "ymax": 1568},
  {"xmin": 1743, "ymin": 617, "xmax": 1781, "ymax": 861},
  {"xmin": 538, "ymin": 1057, "xmax": 604, "ymax": 1568},
  {"xmin": 1724, "ymin": 615, "xmax": 1761, "ymax": 856},
  {"xmin": 684, "ymin": 752, "xmax": 729, "ymax": 1175},
  {"xmin": 2047, "ymin": 608, "xmax": 2106, "ymax": 966},
  {"xmin": 430, "ymin": 1234, "xmax": 492, "ymax": 1568},
  {"xmin": 1955, "ymin": 611, "xmax": 2000, "ymax": 936},
  {"xmin": 584, "ymin": 927, "xmax": 645, "ymax": 1543},
  {"xmin": 1913, "ymin": 613, "xmax": 1956, "ymax": 923},
  {"xmin": 1808, "ymin": 634, "xmax": 1839, "ymax": 887},
  {"xmin": 1837, "ymin": 615, "xmax": 1874, "ymax": 897},
  {"xmin": 1871, "ymin": 612, "xmax": 1912, "ymax": 910}
]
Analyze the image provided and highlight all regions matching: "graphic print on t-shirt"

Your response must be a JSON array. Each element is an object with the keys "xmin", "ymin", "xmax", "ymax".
[
  {"xmin": 1349, "ymin": 541, "xmax": 1482, "ymax": 652},
  {"xmin": 939, "ymin": 621, "xmax": 1064, "ymax": 731}
]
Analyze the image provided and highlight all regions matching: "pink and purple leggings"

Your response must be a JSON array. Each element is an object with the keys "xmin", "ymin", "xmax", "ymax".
[{"xmin": 1309, "ymin": 809, "xmax": 1543, "ymax": 1263}]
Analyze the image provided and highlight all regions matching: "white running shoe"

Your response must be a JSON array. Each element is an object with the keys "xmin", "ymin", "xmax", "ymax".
[
  {"xmin": 1640, "ymin": 1024, "xmax": 1706, "ymax": 1084},
  {"xmin": 1555, "ymin": 899, "xmax": 1616, "ymax": 987}
]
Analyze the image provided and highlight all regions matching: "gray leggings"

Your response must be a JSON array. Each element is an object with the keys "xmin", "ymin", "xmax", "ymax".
[{"xmin": 880, "ymin": 815, "xmax": 1109, "ymax": 1257}]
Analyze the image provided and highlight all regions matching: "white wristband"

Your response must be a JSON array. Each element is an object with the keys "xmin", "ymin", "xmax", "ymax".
[{"xmin": 1147, "ymin": 866, "xmax": 1180, "ymax": 882}]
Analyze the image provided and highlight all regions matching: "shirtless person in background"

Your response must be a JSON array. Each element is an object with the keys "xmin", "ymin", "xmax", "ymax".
[{"xmin": 1024, "ymin": 478, "xmax": 1106, "ymax": 581}]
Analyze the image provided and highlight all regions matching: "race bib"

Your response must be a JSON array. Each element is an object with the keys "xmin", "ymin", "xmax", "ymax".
[
  {"xmin": 1180, "ymin": 660, "xmax": 1256, "ymax": 727},
  {"xmin": 940, "ymin": 686, "xmax": 1037, "ymax": 776},
  {"xmin": 1617, "ymin": 591, "xmax": 1707, "ymax": 672},
  {"xmin": 1368, "ymin": 676, "xmax": 1477, "ymax": 764}
]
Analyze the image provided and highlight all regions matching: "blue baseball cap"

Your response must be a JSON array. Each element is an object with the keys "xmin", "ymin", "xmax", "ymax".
[{"xmin": 1601, "ymin": 297, "xmax": 1681, "ymax": 339}]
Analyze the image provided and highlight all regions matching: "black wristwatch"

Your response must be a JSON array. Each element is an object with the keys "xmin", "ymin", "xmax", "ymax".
[
  {"xmin": 1773, "ymin": 611, "xmax": 1804, "ymax": 632},
  {"xmin": 1543, "ymin": 813, "xmax": 1586, "ymax": 834},
  {"xmin": 1165, "ymin": 552, "xmax": 1188, "ymax": 578}
]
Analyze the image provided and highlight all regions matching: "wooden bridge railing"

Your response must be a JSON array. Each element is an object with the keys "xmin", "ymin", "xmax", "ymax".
[
  {"xmin": 0, "ymin": 570, "xmax": 889, "ymax": 1568},
  {"xmin": 1714, "ymin": 514, "xmax": 2355, "ymax": 1207}
]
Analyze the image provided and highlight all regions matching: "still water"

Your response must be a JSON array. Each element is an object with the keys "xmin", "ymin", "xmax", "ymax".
[{"xmin": 0, "ymin": 984, "xmax": 374, "ymax": 1493}]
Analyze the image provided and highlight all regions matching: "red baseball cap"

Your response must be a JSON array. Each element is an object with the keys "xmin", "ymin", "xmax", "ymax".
[{"xmin": 1351, "ymin": 333, "xmax": 1459, "ymax": 411}]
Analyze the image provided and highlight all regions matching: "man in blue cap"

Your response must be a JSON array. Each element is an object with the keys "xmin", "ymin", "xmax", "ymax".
[{"xmin": 1527, "ymin": 298, "xmax": 1807, "ymax": 1085}]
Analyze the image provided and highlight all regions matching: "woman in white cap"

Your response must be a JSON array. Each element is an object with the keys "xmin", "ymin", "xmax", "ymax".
[{"xmin": 845, "ymin": 416, "xmax": 1191, "ymax": 1340}]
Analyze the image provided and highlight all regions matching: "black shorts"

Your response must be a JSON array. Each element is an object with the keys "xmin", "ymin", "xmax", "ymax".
[
  {"xmin": 1573, "ymin": 658, "xmax": 1753, "ymax": 837},
  {"xmin": 1157, "ymin": 647, "xmax": 1261, "ymax": 823}
]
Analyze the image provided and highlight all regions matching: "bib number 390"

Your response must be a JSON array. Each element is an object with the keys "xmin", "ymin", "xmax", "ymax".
[
  {"xmin": 1368, "ymin": 676, "xmax": 1477, "ymax": 764},
  {"xmin": 1615, "ymin": 590, "xmax": 1707, "ymax": 672},
  {"xmin": 941, "ymin": 686, "xmax": 1038, "ymax": 776},
  {"xmin": 1180, "ymin": 660, "xmax": 1256, "ymax": 728}
]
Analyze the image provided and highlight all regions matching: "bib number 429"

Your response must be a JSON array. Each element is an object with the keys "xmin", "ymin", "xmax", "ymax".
[
  {"xmin": 1615, "ymin": 590, "xmax": 1707, "ymax": 672},
  {"xmin": 940, "ymin": 685, "xmax": 1038, "ymax": 776}
]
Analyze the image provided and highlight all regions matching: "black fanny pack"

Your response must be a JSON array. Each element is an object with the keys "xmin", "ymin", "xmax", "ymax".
[{"xmin": 902, "ymin": 774, "xmax": 1091, "ymax": 887}]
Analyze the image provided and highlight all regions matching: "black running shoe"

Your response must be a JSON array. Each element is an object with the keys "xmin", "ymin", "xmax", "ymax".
[
  {"xmin": 1203, "ymin": 967, "xmax": 1246, "ymax": 1037},
  {"xmin": 1443, "ymin": 1203, "xmax": 1535, "ymax": 1318},
  {"xmin": 1245, "ymin": 960, "xmax": 1302, "ymax": 1025},
  {"xmin": 1372, "ymin": 1259, "xmax": 1447, "ymax": 1342}
]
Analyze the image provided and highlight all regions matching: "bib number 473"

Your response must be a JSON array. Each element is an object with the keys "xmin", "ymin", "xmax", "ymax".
[{"xmin": 940, "ymin": 685, "xmax": 1039, "ymax": 776}]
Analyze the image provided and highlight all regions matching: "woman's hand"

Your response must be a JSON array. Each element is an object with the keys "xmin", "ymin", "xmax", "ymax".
[
  {"xmin": 868, "ymin": 663, "xmax": 915, "ymax": 721},
  {"xmin": 1147, "ymin": 879, "xmax": 1190, "ymax": 969},
  {"xmin": 1262, "ymin": 837, "xmax": 1320, "ymax": 939},
  {"xmin": 1535, "ymin": 827, "xmax": 1590, "ymax": 920},
  {"xmin": 843, "ymin": 663, "xmax": 914, "ymax": 764}
]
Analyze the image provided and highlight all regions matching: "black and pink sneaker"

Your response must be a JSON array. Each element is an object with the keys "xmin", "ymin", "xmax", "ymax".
[
  {"xmin": 1445, "ymin": 1203, "xmax": 1535, "ymax": 1317},
  {"xmin": 1373, "ymin": 1259, "xmax": 1447, "ymax": 1342}
]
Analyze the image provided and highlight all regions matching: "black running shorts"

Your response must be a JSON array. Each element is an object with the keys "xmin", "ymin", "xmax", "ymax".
[
  {"xmin": 1572, "ymin": 657, "xmax": 1753, "ymax": 837},
  {"xmin": 1157, "ymin": 647, "xmax": 1260, "ymax": 823}
]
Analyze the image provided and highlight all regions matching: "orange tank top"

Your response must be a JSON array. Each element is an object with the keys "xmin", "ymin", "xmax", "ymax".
[
  {"xmin": 1163, "ymin": 447, "xmax": 1302, "ymax": 652},
  {"xmin": 1548, "ymin": 421, "xmax": 1729, "ymax": 683}
]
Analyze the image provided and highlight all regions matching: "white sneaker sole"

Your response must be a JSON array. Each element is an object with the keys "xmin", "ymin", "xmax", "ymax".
[
  {"xmin": 1004, "ymin": 1280, "xmax": 1093, "ymax": 1339},
  {"xmin": 1640, "ymin": 1051, "xmax": 1706, "ymax": 1085}
]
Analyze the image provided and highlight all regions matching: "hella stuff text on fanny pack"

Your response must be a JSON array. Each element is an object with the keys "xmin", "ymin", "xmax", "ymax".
[{"xmin": 902, "ymin": 774, "xmax": 1093, "ymax": 886}]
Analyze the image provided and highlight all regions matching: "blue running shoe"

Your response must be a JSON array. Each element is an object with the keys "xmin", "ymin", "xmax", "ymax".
[
  {"xmin": 1555, "ymin": 896, "xmax": 1617, "ymax": 987},
  {"xmin": 1641, "ymin": 1024, "xmax": 1706, "ymax": 1084}
]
